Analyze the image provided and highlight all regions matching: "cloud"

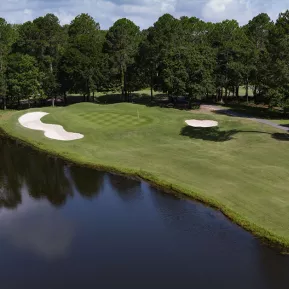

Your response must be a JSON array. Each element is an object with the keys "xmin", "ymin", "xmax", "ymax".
[
  {"xmin": 0, "ymin": 0, "xmax": 288, "ymax": 29},
  {"xmin": 202, "ymin": 0, "xmax": 253, "ymax": 24},
  {"xmin": 0, "ymin": 191, "xmax": 75, "ymax": 259}
]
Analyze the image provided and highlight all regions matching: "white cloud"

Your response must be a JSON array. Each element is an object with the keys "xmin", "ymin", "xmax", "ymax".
[
  {"xmin": 0, "ymin": 0, "xmax": 288, "ymax": 28},
  {"xmin": 0, "ymin": 191, "xmax": 75, "ymax": 259},
  {"xmin": 202, "ymin": 0, "xmax": 253, "ymax": 24}
]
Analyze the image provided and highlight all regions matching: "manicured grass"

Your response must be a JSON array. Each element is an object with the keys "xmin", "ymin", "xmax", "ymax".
[
  {"xmin": 237, "ymin": 86, "xmax": 254, "ymax": 97},
  {"xmin": 271, "ymin": 119, "xmax": 289, "ymax": 125},
  {"xmin": 221, "ymin": 86, "xmax": 254, "ymax": 97},
  {"xmin": 1, "ymin": 103, "xmax": 289, "ymax": 250}
]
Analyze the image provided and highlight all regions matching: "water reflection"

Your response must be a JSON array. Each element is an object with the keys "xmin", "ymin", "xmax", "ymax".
[
  {"xmin": 70, "ymin": 165, "xmax": 104, "ymax": 199},
  {"xmin": 0, "ymin": 193, "xmax": 74, "ymax": 259},
  {"xmin": 108, "ymin": 174, "xmax": 142, "ymax": 202},
  {"xmin": 0, "ymin": 138, "xmax": 102, "ymax": 260},
  {"xmin": 0, "ymin": 140, "xmax": 23, "ymax": 209},
  {"xmin": 257, "ymin": 245, "xmax": 289, "ymax": 289},
  {"xmin": 0, "ymin": 138, "xmax": 102, "ymax": 208},
  {"xmin": 25, "ymin": 156, "xmax": 72, "ymax": 207}
]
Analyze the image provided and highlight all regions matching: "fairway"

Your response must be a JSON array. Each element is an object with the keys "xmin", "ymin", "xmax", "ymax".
[{"xmin": 1, "ymin": 102, "xmax": 289, "ymax": 249}]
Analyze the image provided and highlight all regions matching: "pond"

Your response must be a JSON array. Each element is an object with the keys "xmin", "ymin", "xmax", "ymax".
[{"xmin": 0, "ymin": 137, "xmax": 289, "ymax": 289}]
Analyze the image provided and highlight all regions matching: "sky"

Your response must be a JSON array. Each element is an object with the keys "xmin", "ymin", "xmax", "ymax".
[{"xmin": 1, "ymin": 0, "xmax": 288, "ymax": 29}]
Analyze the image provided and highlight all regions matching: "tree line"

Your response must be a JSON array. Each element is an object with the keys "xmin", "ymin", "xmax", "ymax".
[{"xmin": 1, "ymin": 11, "xmax": 289, "ymax": 109}]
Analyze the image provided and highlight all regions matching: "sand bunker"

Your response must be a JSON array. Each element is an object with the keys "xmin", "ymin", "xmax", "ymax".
[
  {"xmin": 185, "ymin": 119, "xmax": 218, "ymax": 128},
  {"xmin": 19, "ymin": 112, "xmax": 84, "ymax": 141}
]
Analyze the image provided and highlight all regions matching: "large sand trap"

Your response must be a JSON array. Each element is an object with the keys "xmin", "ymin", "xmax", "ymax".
[
  {"xmin": 185, "ymin": 119, "xmax": 218, "ymax": 128},
  {"xmin": 19, "ymin": 112, "xmax": 84, "ymax": 141}
]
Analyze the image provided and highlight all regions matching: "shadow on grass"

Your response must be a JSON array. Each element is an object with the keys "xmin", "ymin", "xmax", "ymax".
[
  {"xmin": 96, "ymin": 93, "xmax": 158, "ymax": 105},
  {"xmin": 213, "ymin": 104, "xmax": 288, "ymax": 120},
  {"xmin": 272, "ymin": 133, "xmax": 289, "ymax": 141},
  {"xmin": 213, "ymin": 109, "xmax": 251, "ymax": 118},
  {"xmin": 180, "ymin": 126, "xmax": 238, "ymax": 142},
  {"xmin": 96, "ymin": 92, "xmax": 193, "ymax": 110},
  {"xmin": 180, "ymin": 126, "xmax": 289, "ymax": 142},
  {"xmin": 97, "ymin": 93, "xmax": 123, "ymax": 104}
]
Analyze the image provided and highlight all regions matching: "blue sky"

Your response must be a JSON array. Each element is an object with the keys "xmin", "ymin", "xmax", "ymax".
[{"xmin": 1, "ymin": 0, "xmax": 288, "ymax": 28}]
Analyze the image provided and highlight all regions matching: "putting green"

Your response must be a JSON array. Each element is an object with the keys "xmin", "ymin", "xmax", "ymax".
[
  {"xmin": 1, "ymin": 102, "xmax": 289, "ymax": 249},
  {"xmin": 71, "ymin": 111, "xmax": 153, "ymax": 128}
]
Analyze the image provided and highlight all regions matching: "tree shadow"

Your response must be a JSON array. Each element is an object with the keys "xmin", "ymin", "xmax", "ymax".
[
  {"xmin": 96, "ymin": 92, "xmax": 195, "ymax": 111},
  {"xmin": 280, "ymin": 124, "xmax": 289, "ymax": 128},
  {"xmin": 272, "ymin": 133, "xmax": 289, "ymax": 141},
  {"xmin": 97, "ymin": 92, "xmax": 165, "ymax": 106},
  {"xmin": 212, "ymin": 104, "xmax": 288, "ymax": 121},
  {"xmin": 96, "ymin": 92, "xmax": 153, "ymax": 105},
  {"xmin": 213, "ymin": 109, "xmax": 253, "ymax": 119},
  {"xmin": 180, "ymin": 126, "xmax": 239, "ymax": 142},
  {"xmin": 97, "ymin": 93, "xmax": 123, "ymax": 104},
  {"xmin": 179, "ymin": 126, "xmax": 282, "ymax": 142}
]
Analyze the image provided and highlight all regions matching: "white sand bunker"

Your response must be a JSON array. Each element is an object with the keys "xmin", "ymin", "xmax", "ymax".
[
  {"xmin": 185, "ymin": 119, "xmax": 218, "ymax": 128},
  {"xmin": 19, "ymin": 112, "xmax": 84, "ymax": 141}
]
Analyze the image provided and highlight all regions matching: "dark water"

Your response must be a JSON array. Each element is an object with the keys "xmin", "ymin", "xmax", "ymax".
[{"xmin": 0, "ymin": 138, "xmax": 289, "ymax": 289}]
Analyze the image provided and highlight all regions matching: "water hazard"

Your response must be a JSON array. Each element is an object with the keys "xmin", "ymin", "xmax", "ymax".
[{"xmin": 0, "ymin": 137, "xmax": 289, "ymax": 289}]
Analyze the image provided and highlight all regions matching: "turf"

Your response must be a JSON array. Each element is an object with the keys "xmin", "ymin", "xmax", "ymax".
[
  {"xmin": 271, "ymin": 119, "xmax": 289, "ymax": 125},
  {"xmin": 1, "ymin": 103, "xmax": 289, "ymax": 249}
]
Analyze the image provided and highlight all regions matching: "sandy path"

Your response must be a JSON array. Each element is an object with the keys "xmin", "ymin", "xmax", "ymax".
[
  {"xmin": 200, "ymin": 105, "xmax": 289, "ymax": 132},
  {"xmin": 18, "ymin": 112, "xmax": 84, "ymax": 141}
]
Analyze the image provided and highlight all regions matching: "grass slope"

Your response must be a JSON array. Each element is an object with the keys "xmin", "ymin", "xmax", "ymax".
[{"xmin": 1, "ymin": 103, "xmax": 289, "ymax": 250}]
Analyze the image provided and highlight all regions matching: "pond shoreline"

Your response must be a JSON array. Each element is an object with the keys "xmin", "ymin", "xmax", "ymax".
[{"xmin": 1, "ymin": 125, "xmax": 288, "ymax": 254}]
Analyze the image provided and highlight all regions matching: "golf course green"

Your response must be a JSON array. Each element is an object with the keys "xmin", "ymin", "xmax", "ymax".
[{"xmin": 1, "ymin": 102, "xmax": 289, "ymax": 249}]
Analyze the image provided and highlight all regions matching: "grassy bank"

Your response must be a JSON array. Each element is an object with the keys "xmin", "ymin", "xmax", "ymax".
[{"xmin": 1, "ymin": 103, "xmax": 289, "ymax": 250}]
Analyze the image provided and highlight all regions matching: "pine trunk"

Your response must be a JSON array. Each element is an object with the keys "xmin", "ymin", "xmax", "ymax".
[
  {"xmin": 253, "ymin": 86, "xmax": 257, "ymax": 103},
  {"xmin": 245, "ymin": 80, "xmax": 249, "ymax": 103},
  {"xmin": 236, "ymin": 86, "xmax": 239, "ymax": 102},
  {"xmin": 150, "ymin": 70, "xmax": 154, "ymax": 102},
  {"xmin": 64, "ymin": 92, "xmax": 67, "ymax": 105},
  {"xmin": 121, "ymin": 66, "xmax": 125, "ymax": 101}
]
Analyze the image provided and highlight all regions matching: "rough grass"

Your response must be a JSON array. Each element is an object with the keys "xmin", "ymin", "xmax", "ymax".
[
  {"xmin": 271, "ymin": 119, "xmax": 289, "ymax": 125},
  {"xmin": 0, "ymin": 110, "xmax": 17, "ymax": 120},
  {"xmin": 1, "ymin": 103, "xmax": 289, "ymax": 250}
]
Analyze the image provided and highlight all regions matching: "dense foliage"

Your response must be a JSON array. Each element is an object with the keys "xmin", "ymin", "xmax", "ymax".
[{"xmin": 1, "ymin": 11, "xmax": 289, "ymax": 109}]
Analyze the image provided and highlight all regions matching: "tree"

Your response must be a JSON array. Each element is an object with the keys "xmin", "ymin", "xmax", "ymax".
[
  {"xmin": 6, "ymin": 53, "xmax": 43, "ymax": 106},
  {"xmin": 226, "ymin": 27, "xmax": 255, "ymax": 101},
  {"xmin": 104, "ymin": 18, "xmax": 141, "ymax": 101},
  {"xmin": 14, "ymin": 14, "xmax": 65, "ymax": 106},
  {"xmin": 34, "ymin": 14, "xmax": 65, "ymax": 105},
  {"xmin": 145, "ymin": 14, "xmax": 179, "ymax": 97},
  {"xmin": 180, "ymin": 17, "xmax": 216, "ymax": 99},
  {"xmin": 264, "ymin": 10, "xmax": 289, "ymax": 109},
  {"xmin": 0, "ymin": 18, "xmax": 17, "ymax": 109},
  {"xmin": 141, "ymin": 15, "xmax": 216, "ymax": 101},
  {"xmin": 137, "ymin": 30, "xmax": 155, "ymax": 100},
  {"xmin": 208, "ymin": 20, "xmax": 242, "ymax": 101},
  {"xmin": 59, "ymin": 14, "xmax": 104, "ymax": 102},
  {"xmin": 2, "ymin": 11, "xmax": 289, "ymax": 109},
  {"xmin": 244, "ymin": 13, "xmax": 274, "ymax": 102}
]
